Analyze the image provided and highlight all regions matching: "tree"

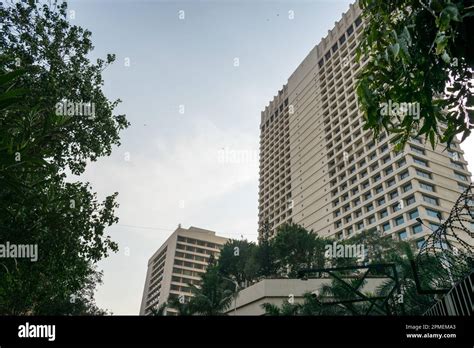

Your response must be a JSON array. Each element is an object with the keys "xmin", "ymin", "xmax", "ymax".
[
  {"xmin": 250, "ymin": 237, "xmax": 278, "ymax": 279},
  {"xmin": 271, "ymin": 223, "xmax": 327, "ymax": 277},
  {"xmin": 0, "ymin": 1, "xmax": 128, "ymax": 314},
  {"xmin": 262, "ymin": 227, "xmax": 450, "ymax": 316},
  {"xmin": 187, "ymin": 264, "xmax": 233, "ymax": 316},
  {"xmin": 357, "ymin": 0, "xmax": 474, "ymax": 149},
  {"xmin": 166, "ymin": 296, "xmax": 194, "ymax": 316},
  {"xmin": 216, "ymin": 239, "xmax": 258, "ymax": 286},
  {"xmin": 261, "ymin": 301, "xmax": 299, "ymax": 316}
]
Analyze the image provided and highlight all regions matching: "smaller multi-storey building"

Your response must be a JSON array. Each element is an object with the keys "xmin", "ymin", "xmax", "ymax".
[{"xmin": 139, "ymin": 225, "xmax": 228, "ymax": 315}]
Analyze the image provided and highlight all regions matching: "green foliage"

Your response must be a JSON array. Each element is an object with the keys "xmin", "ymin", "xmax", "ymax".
[
  {"xmin": 186, "ymin": 264, "xmax": 234, "ymax": 316},
  {"xmin": 271, "ymin": 223, "xmax": 327, "ymax": 277},
  {"xmin": 261, "ymin": 301, "xmax": 299, "ymax": 316},
  {"xmin": 0, "ymin": 1, "xmax": 128, "ymax": 314},
  {"xmin": 262, "ymin": 228, "xmax": 454, "ymax": 316},
  {"xmin": 216, "ymin": 239, "xmax": 258, "ymax": 285},
  {"xmin": 166, "ymin": 296, "xmax": 194, "ymax": 316},
  {"xmin": 357, "ymin": 0, "xmax": 474, "ymax": 149}
]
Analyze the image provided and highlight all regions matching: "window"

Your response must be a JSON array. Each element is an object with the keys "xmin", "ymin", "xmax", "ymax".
[
  {"xmin": 335, "ymin": 221, "xmax": 342, "ymax": 228},
  {"xmin": 428, "ymin": 222, "xmax": 440, "ymax": 232},
  {"xmin": 389, "ymin": 190, "xmax": 399, "ymax": 200},
  {"xmin": 400, "ymin": 171, "xmax": 409, "ymax": 180},
  {"xmin": 346, "ymin": 227, "xmax": 353, "ymax": 235},
  {"xmin": 325, "ymin": 51, "xmax": 331, "ymax": 60},
  {"xmin": 368, "ymin": 215, "xmax": 376, "ymax": 224},
  {"xmin": 406, "ymin": 195, "xmax": 416, "ymax": 206},
  {"xmin": 364, "ymin": 192, "xmax": 372, "ymax": 200},
  {"xmin": 318, "ymin": 59, "xmax": 324, "ymax": 68},
  {"xmin": 382, "ymin": 155, "xmax": 391, "ymax": 164},
  {"xmin": 377, "ymin": 197, "xmax": 386, "ymax": 206},
  {"xmin": 422, "ymin": 195, "xmax": 438, "ymax": 206},
  {"xmin": 392, "ymin": 202, "xmax": 402, "ymax": 212},
  {"xmin": 454, "ymin": 172, "xmax": 468, "ymax": 181},
  {"xmin": 347, "ymin": 25, "xmax": 354, "ymax": 36},
  {"xmin": 416, "ymin": 169, "xmax": 431, "ymax": 179},
  {"xmin": 408, "ymin": 209, "xmax": 419, "ymax": 220},
  {"xmin": 379, "ymin": 209, "xmax": 388, "ymax": 218},
  {"xmin": 353, "ymin": 198, "xmax": 361, "ymax": 206},
  {"xmin": 380, "ymin": 144, "xmax": 389, "ymax": 153},
  {"xmin": 355, "ymin": 16, "xmax": 362, "ymax": 27},
  {"xmin": 366, "ymin": 204, "xmax": 374, "ymax": 212},
  {"xmin": 397, "ymin": 159, "xmax": 407, "ymax": 168},
  {"xmin": 345, "ymin": 216, "xmax": 352, "ymax": 223},
  {"xmin": 355, "ymin": 210, "xmax": 362, "ymax": 218},
  {"xmin": 394, "ymin": 216, "xmax": 405, "ymax": 226},
  {"xmin": 458, "ymin": 184, "xmax": 468, "ymax": 192},
  {"xmin": 385, "ymin": 166, "xmax": 394, "ymax": 175},
  {"xmin": 451, "ymin": 160, "xmax": 464, "ymax": 170},
  {"xmin": 410, "ymin": 146, "xmax": 425, "ymax": 155},
  {"xmin": 382, "ymin": 222, "xmax": 391, "ymax": 232},
  {"xmin": 399, "ymin": 230, "xmax": 408, "ymax": 240},
  {"xmin": 335, "ymin": 210, "xmax": 341, "ymax": 217},
  {"xmin": 360, "ymin": 170, "xmax": 367, "ymax": 178},
  {"xmin": 371, "ymin": 163, "xmax": 379, "ymax": 171},
  {"xmin": 362, "ymin": 181, "xmax": 370, "ymax": 189},
  {"xmin": 412, "ymin": 224, "xmax": 423, "ymax": 234},
  {"xmin": 387, "ymin": 178, "xmax": 396, "ymax": 187},
  {"xmin": 419, "ymin": 182, "xmax": 434, "ymax": 192},
  {"xmin": 413, "ymin": 157, "xmax": 428, "ymax": 167},
  {"xmin": 339, "ymin": 34, "xmax": 346, "ymax": 45},
  {"xmin": 357, "ymin": 221, "xmax": 364, "ymax": 230},
  {"xmin": 373, "ymin": 174, "xmax": 381, "ymax": 182},
  {"xmin": 369, "ymin": 152, "xmax": 377, "ymax": 161},
  {"xmin": 343, "ymin": 204, "xmax": 351, "ymax": 212},
  {"xmin": 448, "ymin": 150, "xmax": 459, "ymax": 160},
  {"xmin": 402, "ymin": 182, "xmax": 412, "ymax": 192},
  {"xmin": 375, "ymin": 185, "xmax": 383, "ymax": 194},
  {"xmin": 426, "ymin": 208, "xmax": 441, "ymax": 219}
]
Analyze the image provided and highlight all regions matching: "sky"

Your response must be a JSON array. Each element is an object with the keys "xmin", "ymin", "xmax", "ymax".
[{"xmin": 65, "ymin": 0, "xmax": 474, "ymax": 315}]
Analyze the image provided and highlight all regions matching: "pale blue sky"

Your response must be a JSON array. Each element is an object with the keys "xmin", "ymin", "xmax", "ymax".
[{"xmin": 66, "ymin": 0, "xmax": 474, "ymax": 315}]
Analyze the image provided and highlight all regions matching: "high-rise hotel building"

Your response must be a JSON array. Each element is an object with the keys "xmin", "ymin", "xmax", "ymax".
[
  {"xmin": 139, "ymin": 226, "xmax": 228, "ymax": 315},
  {"xmin": 258, "ymin": 2, "xmax": 472, "ymax": 247}
]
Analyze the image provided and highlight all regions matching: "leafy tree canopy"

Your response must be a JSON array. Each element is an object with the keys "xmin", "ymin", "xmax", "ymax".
[
  {"xmin": 0, "ymin": 0, "xmax": 128, "ymax": 314},
  {"xmin": 357, "ymin": 0, "xmax": 474, "ymax": 149}
]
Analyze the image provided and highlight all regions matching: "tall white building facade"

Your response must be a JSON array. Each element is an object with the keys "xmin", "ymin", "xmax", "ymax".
[{"xmin": 258, "ymin": 2, "xmax": 472, "ymax": 249}]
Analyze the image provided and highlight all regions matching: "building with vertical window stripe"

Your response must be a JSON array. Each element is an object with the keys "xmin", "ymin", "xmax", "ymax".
[
  {"xmin": 258, "ymin": 1, "xmax": 472, "ymax": 250},
  {"xmin": 139, "ymin": 226, "xmax": 228, "ymax": 315}
]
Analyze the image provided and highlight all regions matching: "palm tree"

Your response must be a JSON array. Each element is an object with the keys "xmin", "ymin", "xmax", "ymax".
[
  {"xmin": 374, "ymin": 242, "xmax": 443, "ymax": 315},
  {"xmin": 187, "ymin": 265, "xmax": 234, "ymax": 315},
  {"xmin": 166, "ymin": 295, "xmax": 194, "ymax": 316},
  {"xmin": 261, "ymin": 301, "xmax": 300, "ymax": 316}
]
